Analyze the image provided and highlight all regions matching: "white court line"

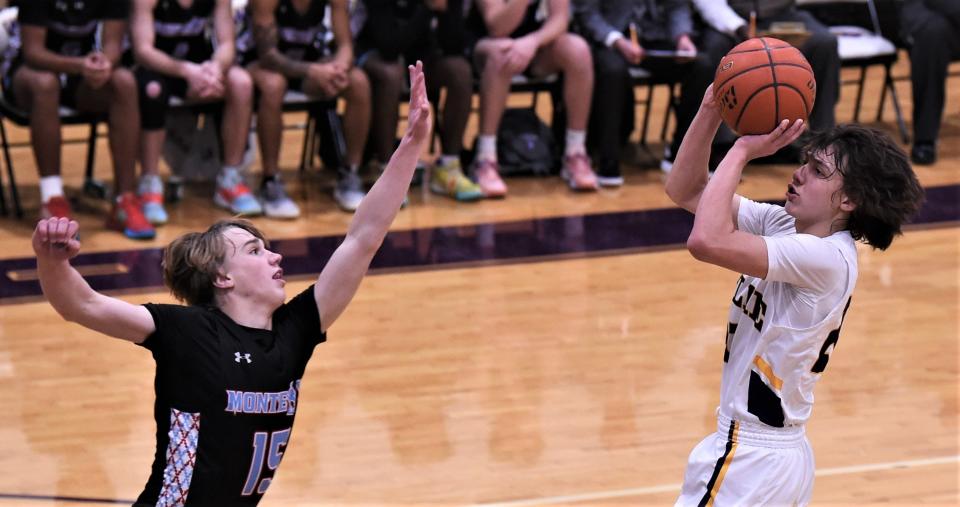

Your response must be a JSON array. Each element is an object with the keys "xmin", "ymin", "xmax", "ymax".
[{"xmin": 476, "ymin": 455, "xmax": 960, "ymax": 507}]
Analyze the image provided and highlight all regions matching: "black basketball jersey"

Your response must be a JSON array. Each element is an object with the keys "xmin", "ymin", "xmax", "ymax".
[
  {"xmin": 237, "ymin": 0, "xmax": 330, "ymax": 64},
  {"xmin": 18, "ymin": 0, "xmax": 128, "ymax": 57},
  {"xmin": 152, "ymin": 0, "xmax": 216, "ymax": 62},
  {"xmin": 134, "ymin": 285, "xmax": 326, "ymax": 506}
]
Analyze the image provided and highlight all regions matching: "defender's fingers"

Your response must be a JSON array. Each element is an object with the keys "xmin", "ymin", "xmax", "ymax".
[
  {"xmin": 66, "ymin": 220, "xmax": 80, "ymax": 242},
  {"xmin": 35, "ymin": 219, "xmax": 50, "ymax": 243}
]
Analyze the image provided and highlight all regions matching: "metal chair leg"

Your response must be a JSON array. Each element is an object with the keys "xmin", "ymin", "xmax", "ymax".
[
  {"xmin": 0, "ymin": 119, "xmax": 7, "ymax": 216},
  {"xmin": 885, "ymin": 70, "xmax": 910, "ymax": 144},
  {"xmin": 82, "ymin": 122, "xmax": 107, "ymax": 200},
  {"xmin": 853, "ymin": 67, "xmax": 867, "ymax": 123},
  {"xmin": 0, "ymin": 117, "xmax": 21, "ymax": 217},
  {"xmin": 640, "ymin": 82, "xmax": 655, "ymax": 145}
]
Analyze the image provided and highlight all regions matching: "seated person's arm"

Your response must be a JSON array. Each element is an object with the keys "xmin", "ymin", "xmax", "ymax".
[
  {"xmin": 33, "ymin": 219, "xmax": 156, "ymax": 343},
  {"xmin": 690, "ymin": 0, "xmax": 746, "ymax": 39},
  {"xmin": 572, "ymin": 0, "xmax": 619, "ymax": 47},
  {"xmin": 100, "ymin": 19, "xmax": 127, "ymax": 67},
  {"xmin": 328, "ymin": 0, "xmax": 355, "ymax": 68},
  {"xmin": 20, "ymin": 25, "xmax": 84, "ymax": 74},
  {"xmin": 131, "ymin": 0, "xmax": 190, "ymax": 78},
  {"xmin": 477, "ymin": 0, "xmax": 533, "ymax": 38},
  {"xmin": 210, "ymin": 0, "xmax": 236, "ymax": 74},
  {"xmin": 526, "ymin": 0, "xmax": 572, "ymax": 48},
  {"xmin": 251, "ymin": 0, "xmax": 310, "ymax": 78}
]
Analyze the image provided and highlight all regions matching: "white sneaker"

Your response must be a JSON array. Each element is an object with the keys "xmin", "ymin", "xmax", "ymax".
[
  {"xmin": 333, "ymin": 169, "xmax": 366, "ymax": 212},
  {"xmin": 660, "ymin": 146, "xmax": 675, "ymax": 175},
  {"xmin": 260, "ymin": 178, "xmax": 300, "ymax": 219}
]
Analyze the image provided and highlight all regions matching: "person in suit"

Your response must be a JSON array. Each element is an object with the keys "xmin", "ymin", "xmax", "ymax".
[
  {"xmin": 900, "ymin": 0, "xmax": 959, "ymax": 165},
  {"xmin": 575, "ymin": 0, "xmax": 711, "ymax": 184}
]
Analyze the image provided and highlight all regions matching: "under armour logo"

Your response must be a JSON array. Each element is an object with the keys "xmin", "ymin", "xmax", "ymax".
[{"xmin": 235, "ymin": 352, "xmax": 252, "ymax": 364}]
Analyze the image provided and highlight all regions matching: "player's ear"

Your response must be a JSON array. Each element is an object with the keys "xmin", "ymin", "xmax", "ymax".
[
  {"xmin": 838, "ymin": 192, "xmax": 857, "ymax": 213},
  {"xmin": 213, "ymin": 270, "xmax": 234, "ymax": 289}
]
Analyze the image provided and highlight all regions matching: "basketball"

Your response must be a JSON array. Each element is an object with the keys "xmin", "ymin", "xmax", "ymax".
[{"xmin": 713, "ymin": 37, "xmax": 816, "ymax": 135}]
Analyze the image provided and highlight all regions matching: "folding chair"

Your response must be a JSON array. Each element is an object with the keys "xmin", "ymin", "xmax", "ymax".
[{"xmin": 799, "ymin": 0, "xmax": 909, "ymax": 142}]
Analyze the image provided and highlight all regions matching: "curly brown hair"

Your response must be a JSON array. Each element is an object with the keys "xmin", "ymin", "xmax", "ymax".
[
  {"xmin": 162, "ymin": 219, "xmax": 269, "ymax": 306},
  {"xmin": 802, "ymin": 125, "xmax": 925, "ymax": 250}
]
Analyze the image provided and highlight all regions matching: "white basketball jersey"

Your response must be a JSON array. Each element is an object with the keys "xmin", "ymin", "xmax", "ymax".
[{"xmin": 718, "ymin": 198, "xmax": 859, "ymax": 428}]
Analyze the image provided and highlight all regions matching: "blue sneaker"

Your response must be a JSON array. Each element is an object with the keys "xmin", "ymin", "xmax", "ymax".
[
  {"xmin": 137, "ymin": 174, "xmax": 168, "ymax": 225},
  {"xmin": 214, "ymin": 168, "xmax": 263, "ymax": 216}
]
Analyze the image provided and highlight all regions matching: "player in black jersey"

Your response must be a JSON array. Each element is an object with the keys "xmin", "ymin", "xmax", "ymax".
[
  {"xmin": 242, "ymin": 0, "xmax": 372, "ymax": 214},
  {"xmin": 4, "ymin": 0, "xmax": 154, "ymax": 239},
  {"xmin": 131, "ymin": 0, "xmax": 260, "ymax": 221},
  {"xmin": 31, "ymin": 61, "xmax": 430, "ymax": 507}
]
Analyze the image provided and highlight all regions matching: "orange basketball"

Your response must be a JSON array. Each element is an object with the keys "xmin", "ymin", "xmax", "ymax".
[{"xmin": 713, "ymin": 37, "xmax": 816, "ymax": 135}]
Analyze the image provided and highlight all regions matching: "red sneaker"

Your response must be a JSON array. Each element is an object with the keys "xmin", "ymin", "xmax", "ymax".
[
  {"xmin": 107, "ymin": 192, "xmax": 156, "ymax": 240},
  {"xmin": 40, "ymin": 196, "xmax": 73, "ymax": 219}
]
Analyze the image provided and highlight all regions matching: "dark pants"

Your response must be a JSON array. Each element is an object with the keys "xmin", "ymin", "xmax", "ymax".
[
  {"xmin": 901, "ymin": 1, "xmax": 960, "ymax": 144},
  {"xmin": 701, "ymin": 8, "xmax": 840, "ymax": 136},
  {"xmin": 588, "ymin": 40, "xmax": 714, "ymax": 167}
]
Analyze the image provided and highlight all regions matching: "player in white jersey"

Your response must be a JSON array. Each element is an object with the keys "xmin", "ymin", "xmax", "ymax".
[{"xmin": 665, "ymin": 85, "xmax": 924, "ymax": 506}]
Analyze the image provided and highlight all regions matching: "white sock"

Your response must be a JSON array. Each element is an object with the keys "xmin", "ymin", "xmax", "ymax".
[
  {"xmin": 565, "ymin": 129, "xmax": 586, "ymax": 156},
  {"xmin": 477, "ymin": 135, "xmax": 497, "ymax": 161},
  {"xmin": 221, "ymin": 164, "xmax": 240, "ymax": 175},
  {"xmin": 40, "ymin": 176, "xmax": 64, "ymax": 203}
]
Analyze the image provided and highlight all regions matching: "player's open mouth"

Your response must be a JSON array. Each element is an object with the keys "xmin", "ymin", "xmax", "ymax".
[
  {"xmin": 273, "ymin": 269, "xmax": 284, "ymax": 280},
  {"xmin": 787, "ymin": 184, "xmax": 798, "ymax": 196}
]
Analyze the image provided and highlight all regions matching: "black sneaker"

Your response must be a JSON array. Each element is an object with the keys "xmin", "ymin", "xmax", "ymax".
[
  {"xmin": 911, "ymin": 142, "xmax": 936, "ymax": 165},
  {"xmin": 596, "ymin": 158, "xmax": 623, "ymax": 187}
]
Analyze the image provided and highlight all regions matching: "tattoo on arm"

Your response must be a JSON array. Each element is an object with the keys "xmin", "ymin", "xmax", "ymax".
[{"xmin": 254, "ymin": 21, "xmax": 310, "ymax": 78}]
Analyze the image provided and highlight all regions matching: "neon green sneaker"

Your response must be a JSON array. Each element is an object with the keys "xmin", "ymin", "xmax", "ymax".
[{"xmin": 430, "ymin": 158, "xmax": 483, "ymax": 201}]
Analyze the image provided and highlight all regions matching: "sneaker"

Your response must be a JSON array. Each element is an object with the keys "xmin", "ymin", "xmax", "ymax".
[
  {"xmin": 430, "ymin": 158, "xmax": 483, "ymax": 201},
  {"xmin": 260, "ymin": 177, "xmax": 301, "ymax": 219},
  {"xmin": 40, "ymin": 195, "xmax": 72, "ymax": 219},
  {"xmin": 137, "ymin": 174, "xmax": 168, "ymax": 225},
  {"xmin": 106, "ymin": 192, "xmax": 156, "ymax": 240},
  {"xmin": 214, "ymin": 167, "xmax": 263, "ymax": 216},
  {"xmin": 596, "ymin": 158, "xmax": 624, "ymax": 187},
  {"xmin": 660, "ymin": 145, "xmax": 675, "ymax": 175},
  {"xmin": 471, "ymin": 159, "xmax": 507, "ymax": 198},
  {"xmin": 561, "ymin": 153, "xmax": 599, "ymax": 191},
  {"xmin": 334, "ymin": 169, "xmax": 366, "ymax": 212}
]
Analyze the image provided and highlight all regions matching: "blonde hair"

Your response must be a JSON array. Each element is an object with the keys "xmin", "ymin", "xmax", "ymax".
[{"xmin": 162, "ymin": 219, "xmax": 268, "ymax": 306}]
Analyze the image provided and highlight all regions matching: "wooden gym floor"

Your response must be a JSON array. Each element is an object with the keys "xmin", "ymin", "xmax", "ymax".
[{"xmin": 0, "ymin": 58, "xmax": 957, "ymax": 505}]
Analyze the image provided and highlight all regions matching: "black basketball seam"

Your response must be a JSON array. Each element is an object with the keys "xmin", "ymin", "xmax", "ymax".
[
  {"xmin": 734, "ymin": 83, "xmax": 778, "ymax": 132},
  {"xmin": 727, "ymin": 45, "xmax": 793, "ymax": 56},
  {"xmin": 776, "ymin": 83, "xmax": 814, "ymax": 117},
  {"xmin": 762, "ymin": 37, "xmax": 780, "ymax": 133},
  {"xmin": 715, "ymin": 63, "xmax": 811, "ymax": 92}
]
